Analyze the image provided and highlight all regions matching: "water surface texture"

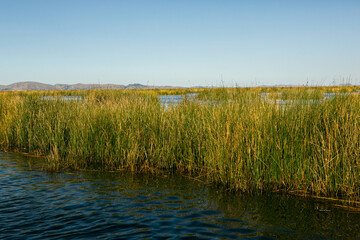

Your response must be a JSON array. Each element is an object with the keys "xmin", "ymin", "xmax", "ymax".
[{"xmin": 1, "ymin": 152, "xmax": 359, "ymax": 239}]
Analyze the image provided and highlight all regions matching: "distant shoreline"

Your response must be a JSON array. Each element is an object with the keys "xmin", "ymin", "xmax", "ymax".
[
  {"xmin": 0, "ymin": 81, "xmax": 184, "ymax": 91},
  {"xmin": 0, "ymin": 81, "xmax": 356, "ymax": 91}
]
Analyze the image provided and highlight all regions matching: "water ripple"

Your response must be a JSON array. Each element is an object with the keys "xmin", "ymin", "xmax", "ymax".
[{"xmin": 1, "ymin": 152, "xmax": 360, "ymax": 239}]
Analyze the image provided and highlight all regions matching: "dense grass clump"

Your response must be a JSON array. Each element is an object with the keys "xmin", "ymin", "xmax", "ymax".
[{"xmin": 0, "ymin": 87, "xmax": 359, "ymax": 202}]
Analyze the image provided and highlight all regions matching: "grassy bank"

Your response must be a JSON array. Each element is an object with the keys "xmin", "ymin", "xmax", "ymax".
[{"xmin": 0, "ymin": 87, "xmax": 359, "ymax": 202}]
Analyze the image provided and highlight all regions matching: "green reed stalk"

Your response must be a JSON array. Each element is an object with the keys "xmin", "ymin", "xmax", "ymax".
[{"xmin": 0, "ymin": 87, "xmax": 359, "ymax": 202}]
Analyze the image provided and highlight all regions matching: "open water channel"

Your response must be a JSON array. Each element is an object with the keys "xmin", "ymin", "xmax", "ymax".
[{"xmin": 1, "ymin": 152, "xmax": 359, "ymax": 239}]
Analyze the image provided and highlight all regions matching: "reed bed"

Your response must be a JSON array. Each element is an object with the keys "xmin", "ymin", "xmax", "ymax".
[{"xmin": 0, "ymin": 87, "xmax": 359, "ymax": 202}]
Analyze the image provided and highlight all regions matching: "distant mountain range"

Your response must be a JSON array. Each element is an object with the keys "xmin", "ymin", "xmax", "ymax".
[
  {"xmin": 2, "ymin": 81, "xmax": 351, "ymax": 91},
  {"xmin": 0, "ymin": 81, "xmax": 181, "ymax": 91}
]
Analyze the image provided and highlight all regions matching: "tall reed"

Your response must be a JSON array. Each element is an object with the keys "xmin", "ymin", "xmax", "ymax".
[{"xmin": 0, "ymin": 87, "xmax": 359, "ymax": 201}]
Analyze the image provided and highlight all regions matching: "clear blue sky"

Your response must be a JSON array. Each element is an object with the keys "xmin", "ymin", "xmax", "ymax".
[{"xmin": 1, "ymin": 0, "xmax": 359, "ymax": 87}]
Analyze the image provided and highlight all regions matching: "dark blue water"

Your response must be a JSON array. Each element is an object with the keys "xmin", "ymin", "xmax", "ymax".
[{"xmin": 1, "ymin": 152, "xmax": 359, "ymax": 239}]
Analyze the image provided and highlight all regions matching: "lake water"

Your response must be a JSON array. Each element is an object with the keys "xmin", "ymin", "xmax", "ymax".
[
  {"xmin": 1, "ymin": 152, "xmax": 359, "ymax": 239},
  {"xmin": 159, "ymin": 92, "xmax": 360, "ymax": 109},
  {"xmin": 158, "ymin": 94, "xmax": 199, "ymax": 109}
]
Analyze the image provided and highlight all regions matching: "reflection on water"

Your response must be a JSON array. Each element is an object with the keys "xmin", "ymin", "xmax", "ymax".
[{"xmin": 0, "ymin": 152, "xmax": 359, "ymax": 239}]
